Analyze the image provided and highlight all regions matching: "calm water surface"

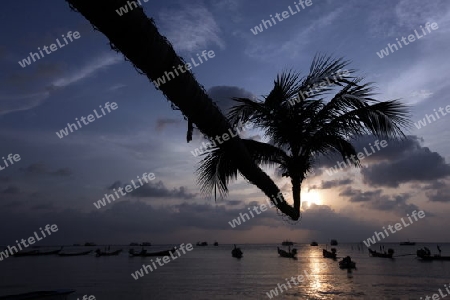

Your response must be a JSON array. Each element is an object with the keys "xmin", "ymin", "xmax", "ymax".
[{"xmin": 1, "ymin": 243, "xmax": 449, "ymax": 299}]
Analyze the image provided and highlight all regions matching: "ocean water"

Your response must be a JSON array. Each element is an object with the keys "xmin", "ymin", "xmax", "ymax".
[{"xmin": 1, "ymin": 243, "xmax": 449, "ymax": 300}]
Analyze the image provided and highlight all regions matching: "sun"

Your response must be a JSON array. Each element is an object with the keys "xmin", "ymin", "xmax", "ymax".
[{"xmin": 302, "ymin": 190, "xmax": 323, "ymax": 207}]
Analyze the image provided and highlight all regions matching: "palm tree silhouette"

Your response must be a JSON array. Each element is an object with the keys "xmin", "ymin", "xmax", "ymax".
[
  {"xmin": 196, "ymin": 56, "xmax": 411, "ymax": 214},
  {"xmin": 65, "ymin": 0, "xmax": 300, "ymax": 219}
]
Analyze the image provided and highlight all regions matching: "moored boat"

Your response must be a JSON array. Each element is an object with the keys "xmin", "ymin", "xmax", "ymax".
[
  {"xmin": 13, "ymin": 250, "xmax": 40, "ymax": 257},
  {"xmin": 400, "ymin": 240, "xmax": 416, "ymax": 246},
  {"xmin": 323, "ymin": 248, "xmax": 337, "ymax": 259},
  {"xmin": 196, "ymin": 242, "xmax": 208, "ymax": 246},
  {"xmin": 129, "ymin": 248, "xmax": 175, "ymax": 257},
  {"xmin": 213, "ymin": 241, "xmax": 219, "ymax": 246},
  {"xmin": 330, "ymin": 239, "xmax": 338, "ymax": 246},
  {"xmin": 417, "ymin": 247, "xmax": 450, "ymax": 261},
  {"xmin": 369, "ymin": 248, "xmax": 394, "ymax": 258},
  {"xmin": 14, "ymin": 247, "xmax": 63, "ymax": 257},
  {"xmin": 95, "ymin": 249, "xmax": 122, "ymax": 257},
  {"xmin": 58, "ymin": 250, "xmax": 92, "ymax": 257},
  {"xmin": 281, "ymin": 240, "xmax": 294, "ymax": 246},
  {"xmin": 339, "ymin": 256, "xmax": 356, "ymax": 269},
  {"xmin": 0, "ymin": 289, "xmax": 75, "ymax": 299},
  {"xmin": 310, "ymin": 241, "xmax": 318, "ymax": 246},
  {"xmin": 231, "ymin": 245, "xmax": 243, "ymax": 258},
  {"xmin": 277, "ymin": 247, "xmax": 297, "ymax": 259}
]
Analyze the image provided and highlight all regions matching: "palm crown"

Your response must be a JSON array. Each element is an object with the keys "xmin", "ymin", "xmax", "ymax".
[{"xmin": 197, "ymin": 55, "xmax": 411, "ymax": 216}]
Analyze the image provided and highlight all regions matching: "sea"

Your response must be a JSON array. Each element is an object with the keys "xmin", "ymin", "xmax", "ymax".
[{"xmin": 1, "ymin": 243, "xmax": 449, "ymax": 300}]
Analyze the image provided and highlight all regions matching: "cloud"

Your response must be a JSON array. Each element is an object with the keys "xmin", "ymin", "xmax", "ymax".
[
  {"xmin": 51, "ymin": 53, "xmax": 122, "ymax": 88},
  {"xmin": 0, "ymin": 53, "xmax": 122, "ymax": 116},
  {"xmin": 339, "ymin": 187, "xmax": 423, "ymax": 216},
  {"xmin": 20, "ymin": 163, "xmax": 72, "ymax": 177},
  {"xmin": 0, "ymin": 176, "xmax": 11, "ymax": 182},
  {"xmin": 107, "ymin": 181, "xmax": 122, "ymax": 190},
  {"xmin": 155, "ymin": 118, "xmax": 181, "ymax": 131},
  {"xmin": 158, "ymin": 1, "xmax": 225, "ymax": 52},
  {"xmin": 31, "ymin": 203, "xmax": 55, "ymax": 210},
  {"xmin": 5, "ymin": 62, "xmax": 66, "ymax": 87},
  {"xmin": 0, "ymin": 91, "xmax": 50, "ymax": 116},
  {"xmin": 361, "ymin": 144, "xmax": 450, "ymax": 187},
  {"xmin": 3, "ymin": 185, "xmax": 20, "ymax": 194},
  {"xmin": 339, "ymin": 187, "xmax": 383, "ymax": 203},
  {"xmin": 207, "ymin": 86, "xmax": 256, "ymax": 116},
  {"xmin": 309, "ymin": 179, "xmax": 353, "ymax": 191},
  {"xmin": 246, "ymin": 8, "xmax": 344, "ymax": 60},
  {"xmin": 129, "ymin": 180, "xmax": 196, "ymax": 199},
  {"xmin": 425, "ymin": 181, "xmax": 450, "ymax": 202}
]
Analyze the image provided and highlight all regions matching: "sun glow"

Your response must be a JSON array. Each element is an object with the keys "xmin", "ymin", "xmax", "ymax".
[{"xmin": 302, "ymin": 191, "xmax": 322, "ymax": 207}]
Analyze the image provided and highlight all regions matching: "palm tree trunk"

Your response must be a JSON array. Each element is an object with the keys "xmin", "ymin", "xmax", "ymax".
[
  {"xmin": 65, "ymin": 0, "xmax": 300, "ymax": 220},
  {"xmin": 291, "ymin": 176, "xmax": 302, "ymax": 213}
]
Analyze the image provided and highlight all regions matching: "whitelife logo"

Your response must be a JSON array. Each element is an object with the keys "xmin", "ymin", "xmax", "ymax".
[
  {"xmin": 362, "ymin": 210, "xmax": 425, "ymax": 247},
  {"xmin": 93, "ymin": 172, "xmax": 156, "ymax": 209},
  {"xmin": 0, "ymin": 224, "xmax": 59, "ymax": 262},
  {"xmin": 18, "ymin": 31, "xmax": 81, "ymax": 68},
  {"xmin": 55, "ymin": 102, "xmax": 118, "ymax": 139},
  {"xmin": 376, "ymin": 22, "xmax": 439, "ymax": 59}
]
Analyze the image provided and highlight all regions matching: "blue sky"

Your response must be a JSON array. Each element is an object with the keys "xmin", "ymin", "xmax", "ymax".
[{"xmin": 0, "ymin": 0, "xmax": 449, "ymax": 245}]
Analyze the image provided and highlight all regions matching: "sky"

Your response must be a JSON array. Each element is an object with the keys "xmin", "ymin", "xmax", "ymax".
[{"xmin": 0, "ymin": 0, "xmax": 449, "ymax": 245}]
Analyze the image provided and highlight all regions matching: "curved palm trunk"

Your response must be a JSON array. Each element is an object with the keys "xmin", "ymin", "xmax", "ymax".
[{"xmin": 65, "ymin": 0, "xmax": 300, "ymax": 220}]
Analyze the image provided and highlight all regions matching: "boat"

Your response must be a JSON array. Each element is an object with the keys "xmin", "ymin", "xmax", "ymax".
[
  {"xmin": 141, "ymin": 242, "xmax": 151, "ymax": 246},
  {"xmin": 231, "ymin": 245, "xmax": 243, "ymax": 258},
  {"xmin": 84, "ymin": 242, "xmax": 96, "ymax": 246},
  {"xmin": 339, "ymin": 256, "xmax": 356, "ymax": 269},
  {"xmin": 417, "ymin": 247, "xmax": 450, "ymax": 261},
  {"xmin": 129, "ymin": 248, "xmax": 175, "ymax": 257},
  {"xmin": 58, "ymin": 250, "xmax": 92, "ymax": 257},
  {"xmin": 323, "ymin": 248, "xmax": 337, "ymax": 259},
  {"xmin": 14, "ymin": 247, "xmax": 63, "ymax": 257},
  {"xmin": 95, "ymin": 249, "xmax": 122, "ymax": 257},
  {"xmin": 213, "ymin": 241, "xmax": 219, "ymax": 246},
  {"xmin": 281, "ymin": 240, "xmax": 294, "ymax": 246},
  {"xmin": 196, "ymin": 242, "xmax": 208, "ymax": 246},
  {"xmin": 36, "ymin": 248, "xmax": 63, "ymax": 256},
  {"xmin": 129, "ymin": 242, "xmax": 139, "ymax": 246},
  {"xmin": 0, "ymin": 289, "xmax": 75, "ymax": 299},
  {"xmin": 330, "ymin": 239, "xmax": 338, "ymax": 246},
  {"xmin": 277, "ymin": 247, "xmax": 297, "ymax": 259},
  {"xmin": 13, "ymin": 250, "xmax": 40, "ymax": 257},
  {"xmin": 310, "ymin": 241, "xmax": 318, "ymax": 246},
  {"xmin": 400, "ymin": 240, "xmax": 416, "ymax": 246},
  {"xmin": 369, "ymin": 248, "xmax": 394, "ymax": 258}
]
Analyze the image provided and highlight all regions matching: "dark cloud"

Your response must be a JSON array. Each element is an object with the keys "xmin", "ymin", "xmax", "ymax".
[
  {"xmin": 361, "ymin": 144, "xmax": 450, "ymax": 187},
  {"xmin": 339, "ymin": 187, "xmax": 425, "ymax": 216},
  {"xmin": 339, "ymin": 187, "xmax": 382, "ymax": 202},
  {"xmin": 107, "ymin": 181, "xmax": 122, "ymax": 190},
  {"xmin": 51, "ymin": 168, "xmax": 72, "ymax": 177},
  {"xmin": 426, "ymin": 185, "xmax": 450, "ymax": 202},
  {"xmin": 223, "ymin": 200, "xmax": 242, "ymax": 206},
  {"xmin": 129, "ymin": 180, "xmax": 196, "ymax": 199},
  {"xmin": 155, "ymin": 118, "xmax": 181, "ymax": 131},
  {"xmin": 3, "ymin": 185, "xmax": 20, "ymax": 194},
  {"xmin": 20, "ymin": 163, "xmax": 72, "ymax": 177},
  {"xmin": 309, "ymin": 179, "xmax": 353, "ymax": 191},
  {"xmin": 422, "ymin": 180, "xmax": 447, "ymax": 190},
  {"xmin": 0, "ymin": 176, "xmax": 10, "ymax": 182},
  {"xmin": 6, "ymin": 62, "xmax": 66, "ymax": 86},
  {"xmin": 31, "ymin": 203, "xmax": 55, "ymax": 210},
  {"xmin": 311, "ymin": 136, "xmax": 425, "ymax": 173}
]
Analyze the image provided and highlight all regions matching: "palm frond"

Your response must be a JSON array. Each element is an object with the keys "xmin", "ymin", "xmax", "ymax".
[{"xmin": 196, "ymin": 139, "xmax": 289, "ymax": 199}]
